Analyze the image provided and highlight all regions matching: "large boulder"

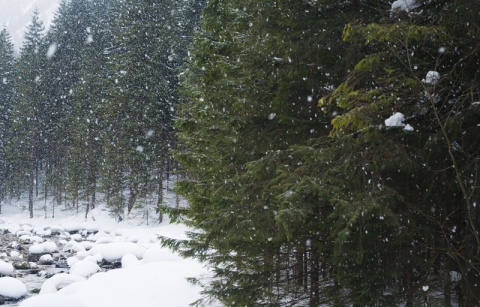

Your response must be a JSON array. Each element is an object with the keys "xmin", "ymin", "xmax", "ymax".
[
  {"xmin": 0, "ymin": 277, "xmax": 27, "ymax": 301},
  {"xmin": 0, "ymin": 259, "xmax": 14, "ymax": 276}
]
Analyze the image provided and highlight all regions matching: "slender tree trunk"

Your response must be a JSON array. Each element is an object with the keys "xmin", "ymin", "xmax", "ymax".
[
  {"xmin": 44, "ymin": 185, "xmax": 47, "ymax": 219},
  {"xmin": 295, "ymin": 246, "xmax": 304, "ymax": 288},
  {"xmin": 29, "ymin": 167, "xmax": 34, "ymax": 219},
  {"xmin": 91, "ymin": 176, "xmax": 96, "ymax": 210},
  {"xmin": 405, "ymin": 269, "xmax": 414, "ymax": 307},
  {"xmin": 309, "ymin": 245, "xmax": 319, "ymax": 307},
  {"xmin": 85, "ymin": 193, "xmax": 90, "ymax": 220},
  {"xmin": 127, "ymin": 185, "xmax": 137, "ymax": 214},
  {"xmin": 303, "ymin": 249, "xmax": 308, "ymax": 292},
  {"xmin": 443, "ymin": 257, "xmax": 452, "ymax": 307},
  {"xmin": 74, "ymin": 196, "xmax": 78, "ymax": 213},
  {"xmin": 35, "ymin": 161, "xmax": 39, "ymax": 197},
  {"xmin": 157, "ymin": 159, "xmax": 164, "ymax": 223}
]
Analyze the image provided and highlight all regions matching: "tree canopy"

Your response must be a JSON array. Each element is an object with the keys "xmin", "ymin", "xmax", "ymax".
[{"xmin": 171, "ymin": 0, "xmax": 480, "ymax": 305}]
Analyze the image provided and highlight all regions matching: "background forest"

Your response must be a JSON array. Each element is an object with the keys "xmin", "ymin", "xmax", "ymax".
[
  {"xmin": 0, "ymin": 0, "xmax": 203, "ymax": 220},
  {"xmin": 0, "ymin": 0, "xmax": 479, "ymax": 306}
]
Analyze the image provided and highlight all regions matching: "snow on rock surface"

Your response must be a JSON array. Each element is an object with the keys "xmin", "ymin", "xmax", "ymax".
[
  {"xmin": 28, "ymin": 244, "xmax": 45, "ymax": 254},
  {"xmin": 121, "ymin": 254, "xmax": 139, "ymax": 269},
  {"xmin": 69, "ymin": 260, "xmax": 101, "ymax": 278},
  {"xmin": 38, "ymin": 254, "xmax": 54, "ymax": 265},
  {"xmin": 0, "ymin": 277, "xmax": 28, "ymax": 299},
  {"xmin": 42, "ymin": 241, "xmax": 58, "ymax": 253},
  {"xmin": 40, "ymin": 274, "xmax": 86, "ymax": 294},
  {"xmin": 63, "ymin": 240, "xmax": 86, "ymax": 253},
  {"xmin": 29, "ymin": 241, "xmax": 58, "ymax": 254},
  {"xmin": 18, "ymin": 294, "xmax": 85, "ymax": 307},
  {"xmin": 88, "ymin": 242, "xmax": 146, "ymax": 262},
  {"xmin": 0, "ymin": 259, "xmax": 14, "ymax": 276},
  {"xmin": 21, "ymin": 260, "xmax": 206, "ymax": 307},
  {"xmin": 142, "ymin": 245, "xmax": 182, "ymax": 264}
]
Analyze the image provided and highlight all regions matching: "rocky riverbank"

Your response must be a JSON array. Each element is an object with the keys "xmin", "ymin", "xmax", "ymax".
[{"xmin": 0, "ymin": 221, "xmax": 148, "ymax": 306}]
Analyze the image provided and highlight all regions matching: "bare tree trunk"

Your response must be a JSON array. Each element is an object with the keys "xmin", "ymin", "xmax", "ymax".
[
  {"xmin": 29, "ymin": 168, "xmax": 34, "ymax": 219},
  {"xmin": 91, "ymin": 176, "xmax": 96, "ymax": 210},
  {"xmin": 443, "ymin": 257, "xmax": 452, "ymax": 307},
  {"xmin": 127, "ymin": 185, "xmax": 138, "ymax": 214},
  {"xmin": 295, "ymin": 246, "xmax": 304, "ymax": 288},
  {"xmin": 85, "ymin": 193, "xmax": 90, "ymax": 221},
  {"xmin": 157, "ymin": 159, "xmax": 164, "ymax": 223},
  {"xmin": 309, "ymin": 245, "xmax": 319, "ymax": 307},
  {"xmin": 35, "ymin": 162, "xmax": 38, "ymax": 197}
]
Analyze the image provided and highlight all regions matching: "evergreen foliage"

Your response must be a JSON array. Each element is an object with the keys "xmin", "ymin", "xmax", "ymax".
[
  {"xmin": 0, "ymin": 28, "xmax": 16, "ymax": 209},
  {"xmin": 1, "ymin": 0, "xmax": 203, "ymax": 219},
  {"xmin": 0, "ymin": 0, "xmax": 478, "ymax": 305},
  {"xmin": 9, "ymin": 9, "xmax": 47, "ymax": 218},
  {"xmin": 100, "ymin": 0, "xmax": 202, "ymax": 219},
  {"xmin": 172, "ymin": 0, "xmax": 480, "ymax": 306}
]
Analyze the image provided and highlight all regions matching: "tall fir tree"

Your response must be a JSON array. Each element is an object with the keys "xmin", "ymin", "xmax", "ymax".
[
  {"xmin": 9, "ymin": 9, "xmax": 47, "ymax": 218},
  {"xmin": 319, "ymin": 0, "xmax": 480, "ymax": 305},
  {"xmin": 0, "ymin": 27, "xmax": 16, "ymax": 211},
  {"xmin": 68, "ymin": 0, "xmax": 126, "ymax": 218},
  {"xmin": 41, "ymin": 0, "xmax": 96, "ymax": 210},
  {"xmin": 101, "ymin": 0, "xmax": 196, "ymax": 219},
  {"xmin": 171, "ymin": 0, "xmax": 377, "ymax": 305}
]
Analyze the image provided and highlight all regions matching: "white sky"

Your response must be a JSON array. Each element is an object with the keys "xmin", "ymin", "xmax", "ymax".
[{"xmin": 0, "ymin": 0, "xmax": 62, "ymax": 52}]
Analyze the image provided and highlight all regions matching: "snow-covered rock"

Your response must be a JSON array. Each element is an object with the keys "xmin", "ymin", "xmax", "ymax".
[
  {"xmin": 13, "ymin": 261, "xmax": 31, "ymax": 270},
  {"xmin": 88, "ymin": 242, "xmax": 146, "ymax": 262},
  {"xmin": 36, "ymin": 229, "xmax": 52, "ymax": 237},
  {"xmin": 80, "ymin": 241, "xmax": 96, "ymax": 251},
  {"xmin": 29, "ymin": 244, "xmax": 45, "ymax": 254},
  {"xmin": 0, "ymin": 277, "xmax": 27, "ymax": 300},
  {"xmin": 69, "ymin": 260, "xmax": 101, "ymax": 278},
  {"xmin": 40, "ymin": 273, "xmax": 86, "ymax": 294},
  {"xmin": 19, "ymin": 235, "xmax": 32, "ymax": 243},
  {"xmin": 29, "ymin": 241, "xmax": 58, "ymax": 255},
  {"xmin": 38, "ymin": 254, "xmax": 54, "ymax": 265},
  {"xmin": 24, "ymin": 261, "xmax": 205, "ymax": 307},
  {"xmin": 16, "ymin": 231, "xmax": 31, "ymax": 237},
  {"xmin": 142, "ymin": 245, "xmax": 181, "ymax": 264},
  {"xmin": 64, "ymin": 224, "xmax": 84, "ymax": 234},
  {"xmin": 63, "ymin": 241, "xmax": 87, "ymax": 253},
  {"xmin": 70, "ymin": 234, "xmax": 83, "ymax": 241},
  {"xmin": 50, "ymin": 226, "xmax": 66, "ymax": 235},
  {"xmin": 0, "ymin": 259, "xmax": 14, "ymax": 276},
  {"xmin": 42, "ymin": 241, "xmax": 58, "ymax": 253},
  {"xmin": 19, "ymin": 293, "xmax": 85, "ymax": 307},
  {"xmin": 121, "ymin": 254, "xmax": 139, "ymax": 269},
  {"xmin": 29, "ymin": 235, "xmax": 44, "ymax": 243}
]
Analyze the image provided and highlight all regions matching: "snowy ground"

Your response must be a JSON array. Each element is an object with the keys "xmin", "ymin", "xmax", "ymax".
[{"xmin": 0, "ymin": 194, "xmax": 212, "ymax": 307}]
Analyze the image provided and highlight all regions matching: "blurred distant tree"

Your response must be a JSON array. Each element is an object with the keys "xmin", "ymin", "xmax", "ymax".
[
  {"xmin": 9, "ymin": 10, "xmax": 47, "ymax": 218},
  {"xmin": 0, "ymin": 27, "xmax": 16, "ymax": 211}
]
